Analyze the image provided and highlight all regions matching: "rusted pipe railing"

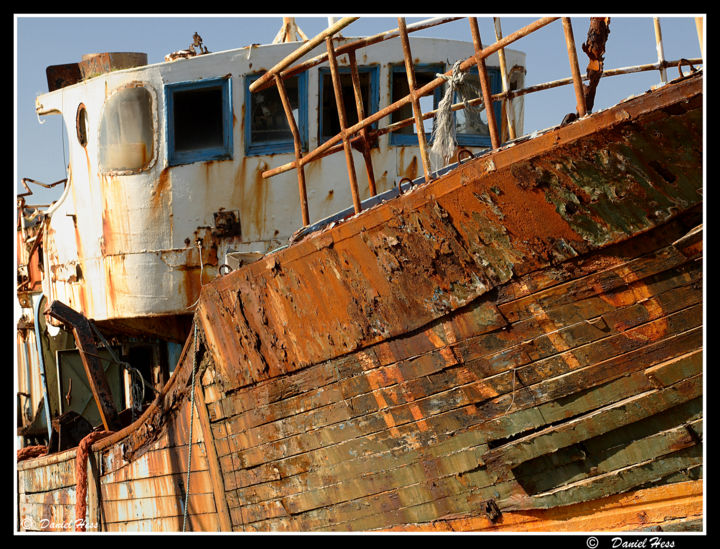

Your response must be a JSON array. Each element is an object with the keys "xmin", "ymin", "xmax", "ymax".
[
  {"xmin": 18, "ymin": 177, "xmax": 67, "ymax": 200},
  {"xmin": 274, "ymin": 74, "xmax": 309, "ymax": 226},
  {"xmin": 260, "ymin": 17, "xmax": 558, "ymax": 180},
  {"xmin": 469, "ymin": 17, "xmax": 500, "ymax": 150},
  {"xmin": 562, "ymin": 17, "xmax": 587, "ymax": 118},
  {"xmin": 654, "ymin": 18, "xmax": 668, "ymax": 84},
  {"xmin": 252, "ymin": 16, "xmax": 702, "ymax": 232},
  {"xmin": 326, "ymin": 35, "xmax": 363, "ymax": 214},
  {"xmin": 398, "ymin": 17, "xmax": 434, "ymax": 185},
  {"xmin": 348, "ymin": 49, "xmax": 377, "ymax": 196},
  {"xmin": 252, "ymin": 17, "xmax": 464, "ymax": 93},
  {"xmin": 695, "ymin": 17, "xmax": 704, "ymax": 57},
  {"xmin": 249, "ymin": 17, "xmax": 359, "ymax": 94},
  {"xmin": 493, "ymin": 17, "xmax": 516, "ymax": 140}
]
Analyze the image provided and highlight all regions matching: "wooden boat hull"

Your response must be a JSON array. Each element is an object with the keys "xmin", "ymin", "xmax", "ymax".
[{"xmin": 17, "ymin": 72, "xmax": 703, "ymax": 532}]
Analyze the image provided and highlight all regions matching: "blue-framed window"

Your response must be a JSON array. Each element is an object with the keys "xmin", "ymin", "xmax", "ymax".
[
  {"xmin": 390, "ymin": 64, "xmax": 503, "ymax": 148},
  {"xmin": 455, "ymin": 67, "xmax": 502, "ymax": 148},
  {"xmin": 318, "ymin": 65, "xmax": 379, "ymax": 144},
  {"xmin": 165, "ymin": 77, "xmax": 233, "ymax": 166},
  {"xmin": 390, "ymin": 64, "xmax": 444, "ymax": 146},
  {"xmin": 245, "ymin": 72, "xmax": 308, "ymax": 156}
]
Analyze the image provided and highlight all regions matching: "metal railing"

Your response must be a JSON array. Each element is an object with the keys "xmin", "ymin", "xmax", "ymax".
[{"xmin": 250, "ymin": 16, "xmax": 703, "ymax": 228}]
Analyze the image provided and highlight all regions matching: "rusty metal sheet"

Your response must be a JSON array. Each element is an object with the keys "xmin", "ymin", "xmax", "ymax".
[{"xmin": 46, "ymin": 63, "xmax": 82, "ymax": 92}]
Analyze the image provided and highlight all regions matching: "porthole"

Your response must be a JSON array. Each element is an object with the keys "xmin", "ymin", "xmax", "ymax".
[{"xmin": 76, "ymin": 103, "xmax": 88, "ymax": 147}]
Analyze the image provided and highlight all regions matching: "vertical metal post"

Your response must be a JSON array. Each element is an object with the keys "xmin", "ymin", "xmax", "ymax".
[
  {"xmin": 274, "ymin": 74, "xmax": 309, "ymax": 226},
  {"xmin": 397, "ymin": 17, "xmax": 434, "ymax": 183},
  {"xmin": 695, "ymin": 17, "xmax": 704, "ymax": 58},
  {"xmin": 469, "ymin": 18, "xmax": 501, "ymax": 150},
  {"xmin": 33, "ymin": 296, "xmax": 53, "ymax": 442},
  {"xmin": 653, "ymin": 18, "xmax": 668, "ymax": 84},
  {"xmin": 493, "ymin": 17, "xmax": 516, "ymax": 141},
  {"xmin": 326, "ymin": 36, "xmax": 362, "ymax": 215},
  {"xmin": 561, "ymin": 17, "xmax": 587, "ymax": 118},
  {"xmin": 348, "ymin": 50, "xmax": 377, "ymax": 196}
]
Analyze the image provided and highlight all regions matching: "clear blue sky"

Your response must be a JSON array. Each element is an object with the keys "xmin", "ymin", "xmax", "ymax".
[{"xmin": 14, "ymin": 14, "xmax": 703, "ymax": 206}]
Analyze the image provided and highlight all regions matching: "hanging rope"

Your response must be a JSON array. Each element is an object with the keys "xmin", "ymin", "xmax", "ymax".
[
  {"xmin": 75, "ymin": 429, "xmax": 114, "ymax": 531},
  {"xmin": 182, "ymin": 322, "xmax": 199, "ymax": 532},
  {"xmin": 431, "ymin": 60, "xmax": 486, "ymax": 166}
]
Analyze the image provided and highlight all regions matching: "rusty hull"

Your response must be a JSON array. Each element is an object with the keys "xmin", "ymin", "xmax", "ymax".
[
  {"xmin": 199, "ymin": 72, "xmax": 702, "ymax": 393},
  {"xmin": 17, "ymin": 71, "xmax": 703, "ymax": 533}
]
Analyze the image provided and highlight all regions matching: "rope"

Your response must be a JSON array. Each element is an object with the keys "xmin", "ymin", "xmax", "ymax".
[
  {"xmin": 75, "ymin": 430, "xmax": 114, "ymax": 531},
  {"xmin": 430, "ymin": 60, "xmax": 486, "ymax": 167},
  {"xmin": 182, "ymin": 322, "xmax": 199, "ymax": 532},
  {"xmin": 17, "ymin": 445, "xmax": 48, "ymax": 462}
]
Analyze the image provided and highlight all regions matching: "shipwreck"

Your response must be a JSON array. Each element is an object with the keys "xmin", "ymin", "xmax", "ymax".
[{"xmin": 16, "ymin": 16, "xmax": 704, "ymax": 532}]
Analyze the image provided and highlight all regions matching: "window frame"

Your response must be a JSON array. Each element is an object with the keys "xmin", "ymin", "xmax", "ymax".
[
  {"xmin": 389, "ymin": 63, "xmax": 444, "ymax": 147},
  {"xmin": 98, "ymin": 83, "xmax": 157, "ymax": 175},
  {"xmin": 455, "ymin": 66, "xmax": 503, "ymax": 148},
  {"xmin": 317, "ymin": 65, "xmax": 380, "ymax": 144},
  {"xmin": 244, "ymin": 72, "xmax": 308, "ymax": 156},
  {"xmin": 164, "ymin": 76, "xmax": 233, "ymax": 167}
]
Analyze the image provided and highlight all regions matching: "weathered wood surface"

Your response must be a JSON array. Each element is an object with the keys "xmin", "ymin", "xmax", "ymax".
[
  {"xmin": 199, "ymin": 207, "xmax": 702, "ymax": 531},
  {"xmin": 199, "ymin": 72, "xmax": 702, "ymax": 395},
  {"xmin": 186, "ymin": 74, "xmax": 702, "ymax": 531},
  {"xmin": 98, "ymin": 396, "xmax": 222, "ymax": 532},
  {"xmin": 383, "ymin": 479, "xmax": 703, "ymax": 532},
  {"xmin": 17, "ymin": 448, "xmax": 78, "ymax": 532},
  {"xmin": 17, "ymin": 388, "xmax": 225, "ymax": 532}
]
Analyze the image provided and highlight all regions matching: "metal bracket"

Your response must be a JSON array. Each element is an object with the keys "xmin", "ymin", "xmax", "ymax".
[{"xmin": 44, "ymin": 301, "xmax": 122, "ymax": 431}]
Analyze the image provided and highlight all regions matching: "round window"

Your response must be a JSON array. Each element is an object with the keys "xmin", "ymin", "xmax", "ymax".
[{"xmin": 76, "ymin": 103, "xmax": 88, "ymax": 147}]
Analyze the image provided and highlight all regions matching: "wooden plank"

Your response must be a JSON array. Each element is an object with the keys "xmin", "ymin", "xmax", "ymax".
[
  {"xmin": 483, "ymin": 373, "xmax": 702, "ymax": 478},
  {"xmin": 382, "ymin": 480, "xmax": 703, "ymax": 532},
  {"xmin": 86, "ymin": 450, "xmax": 100, "ymax": 531},
  {"xmin": 100, "ymin": 441, "xmax": 209, "ymax": 485},
  {"xmin": 513, "ymin": 411, "xmax": 703, "ymax": 495},
  {"xmin": 101, "ymin": 492, "xmax": 216, "ymax": 523},
  {"xmin": 19, "ymin": 488, "xmax": 75, "ymax": 505},
  {"xmin": 497, "ymin": 243, "xmax": 691, "ymax": 323},
  {"xmin": 213, "ymin": 255, "xmax": 699, "ymax": 452},
  {"xmin": 227, "ymin": 319, "xmax": 701, "ymax": 474},
  {"xmin": 195, "ymin": 380, "xmax": 234, "ymax": 531},
  {"xmin": 100, "ymin": 470, "xmax": 213, "ymax": 501},
  {"xmin": 493, "ymin": 212, "xmax": 701, "ymax": 307},
  {"xmin": 228, "ymin": 364, "xmax": 700, "ymax": 524},
  {"xmin": 19, "ymin": 453, "xmax": 76, "ymax": 493},
  {"xmin": 498, "ymin": 444, "xmax": 703, "ymax": 512},
  {"xmin": 103, "ymin": 511, "xmax": 221, "ymax": 532},
  {"xmin": 18, "ymin": 501, "xmax": 76, "ymax": 532},
  {"xmin": 225, "ymin": 335, "xmax": 698, "ymax": 512},
  {"xmin": 225, "ymin": 333, "xmax": 700, "ymax": 522}
]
